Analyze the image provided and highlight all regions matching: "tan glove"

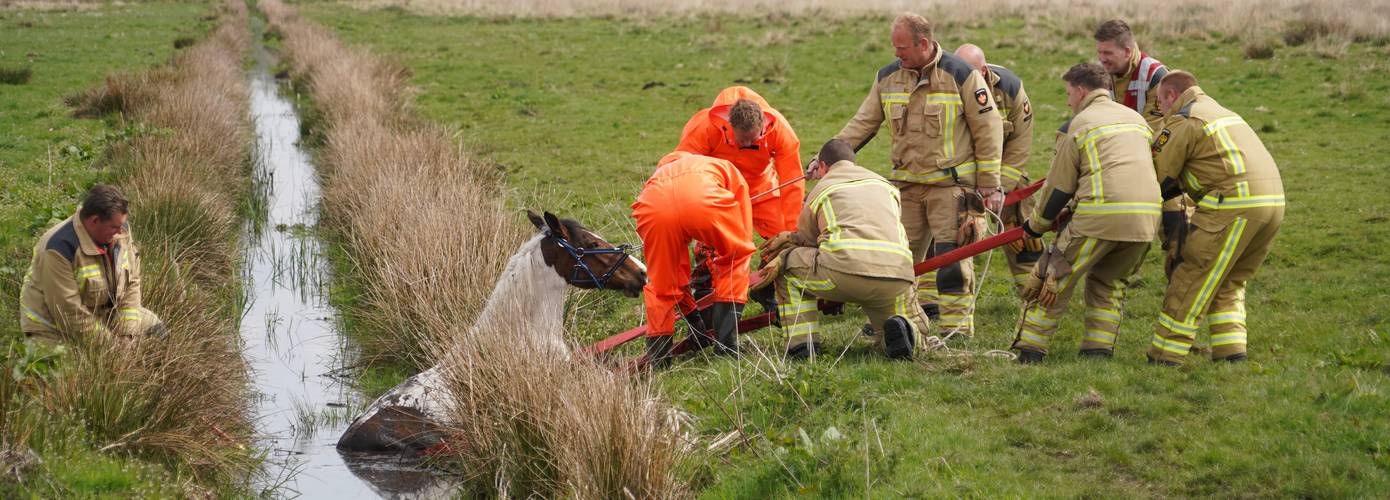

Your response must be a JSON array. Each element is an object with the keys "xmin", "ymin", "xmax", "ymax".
[
  {"xmin": 749, "ymin": 252, "xmax": 783, "ymax": 291},
  {"xmin": 1036, "ymin": 274, "xmax": 1063, "ymax": 308},
  {"xmin": 956, "ymin": 193, "xmax": 989, "ymax": 245},
  {"xmin": 1035, "ymin": 246, "xmax": 1074, "ymax": 308},
  {"xmin": 758, "ymin": 231, "xmax": 795, "ymax": 264}
]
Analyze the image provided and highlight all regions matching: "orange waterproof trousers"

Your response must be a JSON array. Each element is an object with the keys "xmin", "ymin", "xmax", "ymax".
[{"xmin": 633, "ymin": 153, "xmax": 754, "ymax": 336}]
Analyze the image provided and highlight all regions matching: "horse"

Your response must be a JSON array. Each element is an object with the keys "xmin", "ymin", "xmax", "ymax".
[{"xmin": 336, "ymin": 211, "xmax": 647, "ymax": 453}]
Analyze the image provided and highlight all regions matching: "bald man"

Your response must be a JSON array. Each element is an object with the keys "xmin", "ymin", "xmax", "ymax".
[{"xmin": 954, "ymin": 44, "xmax": 1042, "ymax": 295}]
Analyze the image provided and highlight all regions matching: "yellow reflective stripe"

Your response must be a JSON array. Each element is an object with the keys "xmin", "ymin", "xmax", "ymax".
[
  {"xmin": 976, "ymin": 159, "xmax": 1001, "ymax": 175},
  {"xmin": 1017, "ymin": 330, "xmax": 1050, "ymax": 347},
  {"xmin": 1150, "ymin": 334, "xmax": 1192, "ymax": 355},
  {"xmin": 937, "ymin": 295, "xmax": 973, "ymax": 306},
  {"xmin": 880, "ymin": 92, "xmax": 911, "ymax": 103},
  {"xmin": 1076, "ymin": 123, "xmax": 1152, "ymax": 203},
  {"xmin": 75, "ymin": 264, "xmax": 101, "ymax": 279},
  {"xmin": 1001, "ymin": 165, "xmax": 1025, "ymax": 182},
  {"xmin": 924, "ymin": 93, "xmax": 963, "ymax": 104},
  {"xmin": 888, "ymin": 161, "xmax": 980, "ymax": 183},
  {"xmin": 821, "ymin": 239, "xmax": 913, "ymax": 259},
  {"xmin": 784, "ymin": 323, "xmax": 818, "ymax": 337},
  {"xmin": 1057, "ymin": 237, "xmax": 1096, "ymax": 292},
  {"xmin": 779, "ymin": 301, "xmax": 819, "ymax": 316},
  {"xmin": 1197, "ymin": 194, "xmax": 1286, "ymax": 210},
  {"xmin": 117, "ymin": 308, "xmax": 142, "ymax": 322},
  {"xmin": 1159, "ymin": 312, "xmax": 1199, "ymax": 335},
  {"xmin": 1024, "ymin": 308, "xmax": 1057, "ymax": 329},
  {"xmin": 787, "ymin": 276, "xmax": 835, "ymax": 291},
  {"xmin": 1203, "ymin": 116, "xmax": 1248, "ymax": 175},
  {"xmin": 1236, "ymin": 181, "xmax": 1250, "ymax": 198},
  {"xmin": 1211, "ymin": 332, "xmax": 1248, "ymax": 346},
  {"xmin": 1084, "ymin": 329, "xmax": 1117, "ymax": 344},
  {"xmin": 1182, "ymin": 169, "xmax": 1203, "ymax": 191},
  {"xmin": 1085, "ymin": 309, "xmax": 1122, "ymax": 324},
  {"xmin": 810, "ymin": 178, "xmax": 895, "ymax": 213},
  {"xmin": 1207, "ymin": 311, "xmax": 1246, "ymax": 325},
  {"xmin": 1074, "ymin": 202, "xmax": 1163, "ymax": 215},
  {"xmin": 1185, "ymin": 217, "xmax": 1247, "ymax": 324},
  {"xmin": 22, "ymin": 305, "xmax": 57, "ymax": 329}
]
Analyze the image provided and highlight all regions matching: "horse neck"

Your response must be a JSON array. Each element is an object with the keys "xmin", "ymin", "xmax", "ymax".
[{"xmin": 471, "ymin": 233, "xmax": 569, "ymax": 343}]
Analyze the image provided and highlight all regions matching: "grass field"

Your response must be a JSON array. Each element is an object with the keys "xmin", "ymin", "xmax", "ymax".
[{"xmin": 296, "ymin": 4, "xmax": 1390, "ymax": 497}]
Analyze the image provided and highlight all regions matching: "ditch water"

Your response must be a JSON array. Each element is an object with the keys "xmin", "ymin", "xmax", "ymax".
[{"xmin": 242, "ymin": 39, "xmax": 453, "ymax": 498}]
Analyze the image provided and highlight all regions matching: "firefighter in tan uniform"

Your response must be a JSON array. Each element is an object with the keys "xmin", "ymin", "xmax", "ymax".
[
  {"xmin": 756, "ymin": 140, "xmax": 933, "ymax": 360},
  {"xmin": 1095, "ymin": 18, "xmax": 1192, "ymax": 274},
  {"xmin": 956, "ymin": 43, "xmax": 1043, "ymax": 291},
  {"xmin": 1147, "ymin": 71, "xmax": 1285, "ymax": 365},
  {"xmin": 833, "ymin": 14, "xmax": 1004, "ymax": 338},
  {"xmin": 1011, "ymin": 64, "xmax": 1161, "ymax": 363},
  {"xmin": 20, "ymin": 185, "xmax": 164, "ymax": 344}
]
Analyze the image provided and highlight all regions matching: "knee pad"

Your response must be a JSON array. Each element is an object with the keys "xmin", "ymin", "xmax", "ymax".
[{"xmin": 934, "ymin": 242, "xmax": 965, "ymax": 293}]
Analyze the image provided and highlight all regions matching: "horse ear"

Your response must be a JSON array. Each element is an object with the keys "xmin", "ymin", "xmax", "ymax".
[
  {"xmin": 543, "ymin": 211, "xmax": 567, "ymax": 237},
  {"xmin": 527, "ymin": 210, "xmax": 546, "ymax": 231}
]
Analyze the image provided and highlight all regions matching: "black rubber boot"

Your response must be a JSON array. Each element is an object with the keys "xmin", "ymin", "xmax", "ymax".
[
  {"xmin": 710, "ymin": 301, "xmax": 740, "ymax": 356},
  {"xmin": 786, "ymin": 341, "xmax": 821, "ymax": 361},
  {"xmin": 1078, "ymin": 348, "xmax": 1114, "ymax": 359},
  {"xmin": 1016, "ymin": 349, "xmax": 1045, "ymax": 364},
  {"xmin": 690, "ymin": 253, "xmax": 714, "ymax": 324},
  {"xmin": 922, "ymin": 303, "xmax": 941, "ymax": 321},
  {"xmin": 684, "ymin": 312, "xmax": 712, "ymax": 350},
  {"xmin": 645, "ymin": 335, "xmax": 674, "ymax": 369},
  {"xmin": 882, "ymin": 315, "xmax": 915, "ymax": 360},
  {"xmin": 1146, "ymin": 354, "xmax": 1181, "ymax": 367},
  {"xmin": 1218, "ymin": 353, "xmax": 1247, "ymax": 363}
]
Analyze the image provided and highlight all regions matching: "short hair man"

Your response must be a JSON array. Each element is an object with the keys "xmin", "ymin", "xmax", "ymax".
[
  {"xmin": 1011, "ymin": 63, "xmax": 1162, "ymax": 363},
  {"xmin": 20, "ymin": 184, "xmax": 164, "ymax": 343},
  {"xmin": 1146, "ymin": 70, "xmax": 1285, "ymax": 365},
  {"xmin": 954, "ymin": 43, "xmax": 1043, "ymax": 294},
  {"xmin": 833, "ymin": 13, "xmax": 1005, "ymax": 339},
  {"xmin": 756, "ymin": 140, "xmax": 933, "ymax": 360}
]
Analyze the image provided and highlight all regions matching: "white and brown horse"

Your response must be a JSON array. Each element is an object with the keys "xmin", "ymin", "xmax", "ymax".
[{"xmin": 337, "ymin": 211, "xmax": 646, "ymax": 453}]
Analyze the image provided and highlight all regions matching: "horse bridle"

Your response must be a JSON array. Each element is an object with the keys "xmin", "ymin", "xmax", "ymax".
[{"xmin": 544, "ymin": 230, "xmax": 634, "ymax": 290}]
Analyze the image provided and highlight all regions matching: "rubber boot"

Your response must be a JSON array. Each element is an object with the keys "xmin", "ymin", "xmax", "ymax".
[
  {"xmin": 786, "ymin": 341, "xmax": 821, "ymax": 361},
  {"xmin": 1146, "ymin": 354, "xmax": 1181, "ymax": 367},
  {"xmin": 922, "ymin": 303, "xmax": 941, "ymax": 321},
  {"xmin": 882, "ymin": 315, "xmax": 914, "ymax": 360},
  {"xmin": 1218, "ymin": 353, "xmax": 1247, "ymax": 363},
  {"xmin": 1078, "ymin": 348, "xmax": 1113, "ymax": 359},
  {"xmin": 709, "ymin": 301, "xmax": 739, "ymax": 356},
  {"xmin": 645, "ymin": 335, "xmax": 674, "ymax": 369},
  {"xmin": 1017, "ymin": 349, "xmax": 1045, "ymax": 364},
  {"xmin": 684, "ymin": 311, "xmax": 712, "ymax": 350},
  {"xmin": 749, "ymin": 286, "xmax": 779, "ymax": 326}
]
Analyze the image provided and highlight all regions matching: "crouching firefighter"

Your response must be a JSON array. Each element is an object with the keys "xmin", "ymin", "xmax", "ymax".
[
  {"xmin": 632, "ymin": 152, "xmax": 755, "ymax": 366},
  {"xmin": 754, "ymin": 140, "xmax": 934, "ymax": 361},
  {"xmin": 20, "ymin": 184, "xmax": 166, "ymax": 344},
  {"xmin": 1146, "ymin": 71, "xmax": 1285, "ymax": 365},
  {"xmin": 1011, "ymin": 64, "xmax": 1162, "ymax": 363}
]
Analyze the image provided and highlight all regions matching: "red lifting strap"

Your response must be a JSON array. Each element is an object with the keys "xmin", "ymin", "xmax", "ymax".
[{"xmin": 584, "ymin": 179, "xmax": 1047, "ymax": 357}]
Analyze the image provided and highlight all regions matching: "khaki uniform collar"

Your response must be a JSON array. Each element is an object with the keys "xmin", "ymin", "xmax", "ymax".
[
  {"xmin": 1121, "ymin": 49, "xmax": 1142, "ymax": 81},
  {"xmin": 1078, "ymin": 88, "xmax": 1112, "ymax": 113},
  {"xmin": 70, "ymin": 212, "xmax": 103, "ymax": 256},
  {"xmin": 906, "ymin": 41, "xmax": 944, "ymax": 76},
  {"xmin": 1174, "ymin": 86, "xmax": 1206, "ymax": 112}
]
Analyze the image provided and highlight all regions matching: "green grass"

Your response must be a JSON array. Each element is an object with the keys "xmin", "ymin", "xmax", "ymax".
[
  {"xmin": 0, "ymin": 2, "xmax": 251, "ymax": 495},
  {"xmin": 294, "ymin": 6, "xmax": 1390, "ymax": 497}
]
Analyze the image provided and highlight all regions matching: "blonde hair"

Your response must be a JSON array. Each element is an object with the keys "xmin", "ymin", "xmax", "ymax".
[{"xmin": 893, "ymin": 13, "xmax": 933, "ymax": 45}]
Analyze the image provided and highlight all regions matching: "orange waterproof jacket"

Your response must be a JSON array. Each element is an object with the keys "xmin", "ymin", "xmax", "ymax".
[
  {"xmin": 674, "ymin": 86, "xmax": 803, "ymax": 237},
  {"xmin": 632, "ymin": 152, "xmax": 754, "ymax": 336}
]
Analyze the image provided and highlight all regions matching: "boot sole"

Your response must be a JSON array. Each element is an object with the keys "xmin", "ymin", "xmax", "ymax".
[{"xmin": 883, "ymin": 316, "xmax": 913, "ymax": 360}]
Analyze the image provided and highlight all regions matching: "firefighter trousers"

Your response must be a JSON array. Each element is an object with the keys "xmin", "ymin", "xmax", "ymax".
[
  {"xmin": 900, "ymin": 183, "xmax": 976, "ymax": 336},
  {"xmin": 1012, "ymin": 226, "xmax": 1149, "ymax": 355},
  {"xmin": 775, "ymin": 246, "xmax": 931, "ymax": 358}
]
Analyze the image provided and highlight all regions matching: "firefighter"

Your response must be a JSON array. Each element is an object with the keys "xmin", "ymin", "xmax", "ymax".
[
  {"xmin": 1147, "ymin": 71, "xmax": 1285, "ymax": 365},
  {"xmin": 955, "ymin": 43, "xmax": 1043, "ymax": 292},
  {"xmin": 1011, "ymin": 63, "xmax": 1161, "ymax": 363},
  {"xmin": 632, "ymin": 152, "xmax": 755, "ymax": 366},
  {"xmin": 674, "ymin": 86, "xmax": 802, "ymax": 319},
  {"xmin": 1095, "ymin": 18, "xmax": 1190, "ymax": 276},
  {"xmin": 833, "ymin": 13, "xmax": 1004, "ymax": 339},
  {"xmin": 20, "ymin": 184, "xmax": 165, "ymax": 344},
  {"xmin": 754, "ymin": 139, "xmax": 933, "ymax": 360}
]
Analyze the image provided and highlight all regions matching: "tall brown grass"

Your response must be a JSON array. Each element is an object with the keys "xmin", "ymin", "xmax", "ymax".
[
  {"xmin": 345, "ymin": 0, "xmax": 1390, "ymax": 44},
  {"xmin": 260, "ymin": 0, "xmax": 688, "ymax": 495},
  {"xmin": 10, "ymin": 0, "xmax": 256, "ymax": 485}
]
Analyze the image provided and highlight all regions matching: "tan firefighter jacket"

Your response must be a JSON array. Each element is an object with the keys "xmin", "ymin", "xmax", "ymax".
[
  {"xmin": 1029, "ymin": 89, "xmax": 1162, "ymax": 242},
  {"xmin": 986, "ymin": 63, "xmax": 1034, "ymax": 190},
  {"xmin": 791, "ymin": 161, "xmax": 915, "ymax": 281},
  {"xmin": 1151, "ymin": 86, "xmax": 1285, "ymax": 212},
  {"xmin": 20, "ymin": 213, "xmax": 146, "ymax": 340},
  {"xmin": 834, "ymin": 42, "xmax": 1004, "ymax": 189}
]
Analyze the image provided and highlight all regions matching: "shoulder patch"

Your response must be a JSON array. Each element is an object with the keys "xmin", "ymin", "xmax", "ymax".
[
  {"xmin": 937, "ymin": 52, "xmax": 974, "ymax": 86},
  {"xmin": 974, "ymin": 88, "xmax": 989, "ymax": 106},
  {"xmin": 877, "ymin": 60, "xmax": 902, "ymax": 82},
  {"xmin": 1022, "ymin": 100, "xmax": 1032, "ymax": 117},
  {"xmin": 1152, "ymin": 128, "xmax": 1172, "ymax": 153},
  {"xmin": 987, "ymin": 64, "xmax": 1022, "ymax": 99},
  {"xmin": 44, "ymin": 222, "xmax": 80, "ymax": 263}
]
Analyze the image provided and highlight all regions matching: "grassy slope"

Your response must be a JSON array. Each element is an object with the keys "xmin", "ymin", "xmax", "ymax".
[
  {"xmin": 302, "ymin": 6, "xmax": 1390, "ymax": 497},
  {"xmin": 0, "ymin": 3, "xmax": 225, "ymax": 496}
]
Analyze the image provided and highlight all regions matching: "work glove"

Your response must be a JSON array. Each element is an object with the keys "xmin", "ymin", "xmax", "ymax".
[
  {"xmin": 957, "ymin": 191, "xmax": 989, "ymax": 245},
  {"xmin": 819, "ymin": 299, "xmax": 845, "ymax": 316},
  {"xmin": 1161, "ymin": 209, "xmax": 1189, "ymax": 279},
  {"xmin": 1035, "ymin": 274, "xmax": 1063, "ymax": 308},
  {"xmin": 1019, "ymin": 258, "xmax": 1047, "ymax": 303},
  {"xmin": 1035, "ymin": 245, "xmax": 1074, "ymax": 308},
  {"xmin": 749, "ymin": 253, "xmax": 783, "ymax": 291},
  {"xmin": 758, "ymin": 231, "xmax": 796, "ymax": 264}
]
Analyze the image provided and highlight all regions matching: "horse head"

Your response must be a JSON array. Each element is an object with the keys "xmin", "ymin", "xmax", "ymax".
[{"xmin": 528, "ymin": 210, "xmax": 646, "ymax": 298}]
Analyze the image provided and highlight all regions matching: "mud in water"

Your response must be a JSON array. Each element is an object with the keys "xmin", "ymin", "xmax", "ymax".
[{"xmin": 243, "ymin": 37, "xmax": 455, "ymax": 499}]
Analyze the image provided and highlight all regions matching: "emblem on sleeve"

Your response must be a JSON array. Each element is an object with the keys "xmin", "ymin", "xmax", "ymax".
[{"xmin": 975, "ymin": 88, "xmax": 989, "ymax": 107}]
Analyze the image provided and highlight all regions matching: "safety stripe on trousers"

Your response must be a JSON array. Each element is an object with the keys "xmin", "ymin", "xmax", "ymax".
[{"xmin": 1184, "ymin": 217, "xmax": 1248, "ymax": 324}]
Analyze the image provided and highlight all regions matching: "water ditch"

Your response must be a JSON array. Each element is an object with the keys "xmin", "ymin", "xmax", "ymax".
[{"xmin": 243, "ymin": 35, "xmax": 453, "ymax": 498}]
